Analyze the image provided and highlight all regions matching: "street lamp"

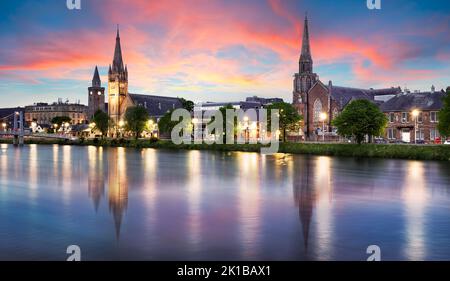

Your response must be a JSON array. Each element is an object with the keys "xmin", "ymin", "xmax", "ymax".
[
  {"xmin": 1, "ymin": 122, "xmax": 6, "ymax": 131},
  {"xmin": 243, "ymin": 116, "xmax": 249, "ymax": 142},
  {"xmin": 320, "ymin": 112, "xmax": 327, "ymax": 142},
  {"xmin": 412, "ymin": 109, "xmax": 419, "ymax": 144}
]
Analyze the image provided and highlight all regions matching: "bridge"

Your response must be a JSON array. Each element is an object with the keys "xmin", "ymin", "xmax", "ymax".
[{"xmin": 0, "ymin": 111, "xmax": 72, "ymax": 146}]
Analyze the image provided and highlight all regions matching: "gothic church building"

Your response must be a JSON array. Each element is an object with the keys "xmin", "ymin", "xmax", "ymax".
[
  {"xmin": 292, "ymin": 16, "xmax": 401, "ymax": 140},
  {"xmin": 88, "ymin": 27, "xmax": 183, "ymax": 130}
]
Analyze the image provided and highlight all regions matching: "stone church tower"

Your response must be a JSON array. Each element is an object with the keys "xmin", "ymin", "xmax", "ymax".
[
  {"xmin": 293, "ymin": 15, "xmax": 318, "ymax": 138},
  {"xmin": 108, "ymin": 26, "xmax": 128, "ymax": 126},
  {"xmin": 88, "ymin": 66, "xmax": 105, "ymax": 120}
]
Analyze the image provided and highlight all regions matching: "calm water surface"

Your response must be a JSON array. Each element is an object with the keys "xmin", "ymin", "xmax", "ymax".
[{"xmin": 0, "ymin": 144, "xmax": 449, "ymax": 260}]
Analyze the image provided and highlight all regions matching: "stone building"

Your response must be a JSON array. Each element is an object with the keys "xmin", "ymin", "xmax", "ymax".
[
  {"xmin": 87, "ymin": 66, "xmax": 106, "ymax": 120},
  {"xmin": 101, "ymin": 27, "xmax": 183, "ymax": 135},
  {"xmin": 292, "ymin": 15, "xmax": 402, "ymax": 140},
  {"xmin": 380, "ymin": 90, "xmax": 445, "ymax": 143},
  {"xmin": 24, "ymin": 100, "xmax": 87, "ymax": 126}
]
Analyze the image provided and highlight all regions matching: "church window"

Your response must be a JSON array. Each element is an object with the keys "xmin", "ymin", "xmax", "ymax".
[{"xmin": 313, "ymin": 99, "xmax": 323, "ymax": 122}]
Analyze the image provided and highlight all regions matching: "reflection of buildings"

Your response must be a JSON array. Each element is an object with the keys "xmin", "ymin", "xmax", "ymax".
[
  {"xmin": 87, "ymin": 147, "xmax": 105, "ymax": 212},
  {"xmin": 292, "ymin": 156, "xmax": 333, "ymax": 259},
  {"xmin": 403, "ymin": 161, "xmax": 427, "ymax": 260},
  {"xmin": 107, "ymin": 148, "xmax": 129, "ymax": 239}
]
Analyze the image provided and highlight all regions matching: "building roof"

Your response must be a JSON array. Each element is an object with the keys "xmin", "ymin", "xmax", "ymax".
[
  {"xmin": 129, "ymin": 93, "xmax": 183, "ymax": 117},
  {"xmin": 0, "ymin": 107, "xmax": 24, "ymax": 119},
  {"xmin": 330, "ymin": 85, "xmax": 401, "ymax": 108},
  {"xmin": 92, "ymin": 66, "xmax": 101, "ymax": 87},
  {"xmin": 380, "ymin": 91, "xmax": 445, "ymax": 112}
]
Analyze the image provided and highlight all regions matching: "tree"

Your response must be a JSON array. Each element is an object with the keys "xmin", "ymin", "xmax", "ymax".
[
  {"xmin": 332, "ymin": 99, "xmax": 387, "ymax": 144},
  {"xmin": 266, "ymin": 102, "xmax": 302, "ymax": 142},
  {"xmin": 158, "ymin": 109, "xmax": 179, "ymax": 135},
  {"xmin": 92, "ymin": 110, "xmax": 111, "ymax": 138},
  {"xmin": 158, "ymin": 98, "xmax": 195, "ymax": 136},
  {"xmin": 51, "ymin": 116, "xmax": 71, "ymax": 127},
  {"xmin": 437, "ymin": 88, "xmax": 450, "ymax": 139},
  {"xmin": 179, "ymin": 98, "xmax": 194, "ymax": 112},
  {"xmin": 124, "ymin": 106, "xmax": 149, "ymax": 139}
]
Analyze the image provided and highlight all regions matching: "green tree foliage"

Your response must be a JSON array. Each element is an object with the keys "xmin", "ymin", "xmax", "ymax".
[
  {"xmin": 266, "ymin": 102, "xmax": 302, "ymax": 142},
  {"xmin": 51, "ymin": 116, "xmax": 72, "ymax": 127},
  {"xmin": 332, "ymin": 99, "xmax": 387, "ymax": 144},
  {"xmin": 437, "ymin": 88, "xmax": 450, "ymax": 139},
  {"xmin": 179, "ymin": 98, "xmax": 194, "ymax": 112},
  {"xmin": 158, "ymin": 99, "xmax": 195, "ymax": 135},
  {"xmin": 124, "ymin": 106, "xmax": 149, "ymax": 139},
  {"xmin": 92, "ymin": 110, "xmax": 111, "ymax": 138},
  {"xmin": 157, "ymin": 110, "xmax": 179, "ymax": 135}
]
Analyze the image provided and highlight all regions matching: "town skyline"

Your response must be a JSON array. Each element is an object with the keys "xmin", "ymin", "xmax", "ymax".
[{"xmin": 1, "ymin": 0, "xmax": 449, "ymax": 108}]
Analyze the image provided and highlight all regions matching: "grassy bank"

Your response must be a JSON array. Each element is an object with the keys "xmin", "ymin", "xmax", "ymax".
[{"xmin": 1, "ymin": 138, "xmax": 449, "ymax": 161}]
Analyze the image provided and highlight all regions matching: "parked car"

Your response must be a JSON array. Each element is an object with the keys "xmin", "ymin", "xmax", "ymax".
[{"xmin": 444, "ymin": 140, "xmax": 450, "ymax": 145}]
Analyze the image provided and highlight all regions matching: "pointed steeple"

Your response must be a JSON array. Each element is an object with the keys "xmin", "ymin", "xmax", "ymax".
[
  {"xmin": 300, "ymin": 13, "xmax": 311, "ymax": 60},
  {"xmin": 299, "ymin": 13, "xmax": 313, "ymax": 73},
  {"xmin": 92, "ymin": 66, "xmax": 101, "ymax": 87},
  {"xmin": 112, "ymin": 25, "xmax": 124, "ymax": 73}
]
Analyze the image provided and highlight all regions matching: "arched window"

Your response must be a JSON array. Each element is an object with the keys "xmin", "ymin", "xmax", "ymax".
[
  {"xmin": 313, "ymin": 99, "xmax": 323, "ymax": 122},
  {"xmin": 333, "ymin": 108, "xmax": 339, "ymax": 120}
]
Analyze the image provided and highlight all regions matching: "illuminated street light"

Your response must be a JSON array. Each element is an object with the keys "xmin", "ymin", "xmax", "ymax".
[
  {"xmin": 320, "ymin": 113, "xmax": 327, "ymax": 142},
  {"xmin": 118, "ymin": 120, "xmax": 125, "ymax": 127},
  {"xmin": 412, "ymin": 109, "xmax": 420, "ymax": 144}
]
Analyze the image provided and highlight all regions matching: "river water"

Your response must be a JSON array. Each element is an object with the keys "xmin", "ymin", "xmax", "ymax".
[{"xmin": 0, "ymin": 144, "xmax": 449, "ymax": 260}]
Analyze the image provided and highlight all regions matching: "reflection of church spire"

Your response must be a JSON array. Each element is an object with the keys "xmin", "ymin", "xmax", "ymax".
[
  {"xmin": 108, "ymin": 149, "xmax": 128, "ymax": 239},
  {"xmin": 293, "ymin": 158, "xmax": 315, "ymax": 252}
]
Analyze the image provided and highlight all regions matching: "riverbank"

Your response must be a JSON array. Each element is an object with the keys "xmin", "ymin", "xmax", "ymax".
[{"xmin": 1, "ymin": 137, "xmax": 449, "ymax": 161}]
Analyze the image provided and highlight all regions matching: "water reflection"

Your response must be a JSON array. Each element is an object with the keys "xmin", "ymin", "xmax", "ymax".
[
  {"xmin": 107, "ymin": 147, "xmax": 129, "ymax": 238},
  {"xmin": 292, "ymin": 156, "xmax": 333, "ymax": 260},
  {"xmin": 1, "ymin": 145, "xmax": 450, "ymax": 260},
  {"xmin": 403, "ymin": 161, "xmax": 427, "ymax": 260}
]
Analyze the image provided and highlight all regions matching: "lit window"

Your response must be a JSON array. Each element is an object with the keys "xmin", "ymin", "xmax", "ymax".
[{"xmin": 313, "ymin": 99, "xmax": 323, "ymax": 122}]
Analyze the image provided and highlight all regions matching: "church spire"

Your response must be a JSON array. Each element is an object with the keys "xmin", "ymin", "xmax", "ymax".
[
  {"xmin": 92, "ymin": 66, "xmax": 101, "ymax": 87},
  {"xmin": 112, "ymin": 25, "xmax": 124, "ymax": 73},
  {"xmin": 299, "ymin": 14, "xmax": 313, "ymax": 73}
]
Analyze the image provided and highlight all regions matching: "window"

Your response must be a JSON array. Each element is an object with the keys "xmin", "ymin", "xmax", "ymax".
[
  {"xmin": 417, "ymin": 112, "xmax": 423, "ymax": 123},
  {"xmin": 313, "ymin": 99, "xmax": 323, "ymax": 122},
  {"xmin": 387, "ymin": 128, "xmax": 395, "ymax": 139},
  {"xmin": 415, "ymin": 128, "xmax": 424, "ymax": 141},
  {"xmin": 430, "ymin": 111, "xmax": 438, "ymax": 123},
  {"xmin": 430, "ymin": 128, "xmax": 440, "ymax": 141},
  {"xmin": 389, "ymin": 112, "xmax": 395, "ymax": 123},
  {"xmin": 401, "ymin": 112, "xmax": 409, "ymax": 123}
]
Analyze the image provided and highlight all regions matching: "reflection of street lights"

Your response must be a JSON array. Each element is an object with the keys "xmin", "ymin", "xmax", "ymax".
[
  {"xmin": 412, "ymin": 109, "xmax": 419, "ymax": 144},
  {"xmin": 320, "ymin": 112, "xmax": 327, "ymax": 142}
]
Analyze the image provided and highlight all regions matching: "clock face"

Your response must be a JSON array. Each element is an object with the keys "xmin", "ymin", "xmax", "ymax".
[
  {"xmin": 90, "ymin": 91, "xmax": 93, "ymax": 95},
  {"xmin": 98, "ymin": 91, "xmax": 102, "ymax": 96}
]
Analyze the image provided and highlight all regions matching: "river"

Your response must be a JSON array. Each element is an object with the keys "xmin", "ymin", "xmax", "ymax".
[{"xmin": 0, "ymin": 144, "xmax": 449, "ymax": 260}]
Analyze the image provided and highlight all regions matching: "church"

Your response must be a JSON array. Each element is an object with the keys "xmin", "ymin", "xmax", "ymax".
[
  {"xmin": 88, "ymin": 27, "xmax": 183, "ymax": 131},
  {"xmin": 292, "ymin": 16, "xmax": 402, "ymax": 140}
]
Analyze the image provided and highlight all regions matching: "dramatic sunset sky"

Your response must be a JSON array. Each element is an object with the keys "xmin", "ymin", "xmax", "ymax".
[{"xmin": 0, "ymin": 0, "xmax": 449, "ymax": 107}]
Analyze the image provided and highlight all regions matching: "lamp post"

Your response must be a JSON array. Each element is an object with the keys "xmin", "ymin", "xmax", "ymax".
[
  {"xmin": 243, "ymin": 116, "xmax": 249, "ymax": 142},
  {"xmin": 412, "ymin": 109, "xmax": 419, "ymax": 144},
  {"xmin": 320, "ymin": 112, "xmax": 327, "ymax": 142},
  {"xmin": 2, "ymin": 122, "xmax": 6, "ymax": 131}
]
